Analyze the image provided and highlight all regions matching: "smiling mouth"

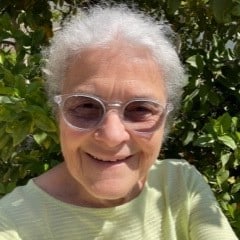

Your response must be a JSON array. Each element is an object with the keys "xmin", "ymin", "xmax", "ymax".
[{"xmin": 87, "ymin": 153, "xmax": 132, "ymax": 162}]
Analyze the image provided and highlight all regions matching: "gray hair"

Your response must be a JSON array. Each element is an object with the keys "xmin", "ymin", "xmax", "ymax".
[{"xmin": 43, "ymin": 5, "xmax": 186, "ymax": 127}]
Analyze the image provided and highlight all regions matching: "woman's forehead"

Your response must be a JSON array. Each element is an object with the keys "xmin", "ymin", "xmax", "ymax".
[
  {"xmin": 72, "ymin": 39, "xmax": 156, "ymax": 64},
  {"xmin": 66, "ymin": 43, "xmax": 161, "ymax": 80},
  {"xmin": 62, "ymin": 42, "xmax": 166, "ymax": 100}
]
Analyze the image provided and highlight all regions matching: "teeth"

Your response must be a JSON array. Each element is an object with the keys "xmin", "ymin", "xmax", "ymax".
[{"xmin": 88, "ymin": 153, "xmax": 128, "ymax": 162}]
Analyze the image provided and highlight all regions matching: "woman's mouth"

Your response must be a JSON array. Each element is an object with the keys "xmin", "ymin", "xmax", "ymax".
[{"xmin": 86, "ymin": 153, "xmax": 132, "ymax": 163}]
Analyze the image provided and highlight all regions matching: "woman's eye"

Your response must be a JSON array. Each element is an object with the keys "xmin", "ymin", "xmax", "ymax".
[
  {"xmin": 131, "ymin": 106, "xmax": 152, "ymax": 114},
  {"xmin": 65, "ymin": 98, "xmax": 103, "ymax": 119},
  {"xmin": 76, "ymin": 102, "xmax": 97, "ymax": 111},
  {"xmin": 124, "ymin": 100, "xmax": 164, "ymax": 122},
  {"xmin": 125, "ymin": 103, "xmax": 157, "ymax": 121}
]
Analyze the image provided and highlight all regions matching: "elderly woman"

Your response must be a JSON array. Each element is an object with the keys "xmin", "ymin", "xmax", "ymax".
[{"xmin": 0, "ymin": 5, "xmax": 237, "ymax": 240}]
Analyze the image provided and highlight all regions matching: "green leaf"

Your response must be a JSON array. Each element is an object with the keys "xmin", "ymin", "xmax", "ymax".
[
  {"xmin": 0, "ymin": 134, "xmax": 11, "ymax": 149},
  {"xmin": 213, "ymin": 113, "xmax": 232, "ymax": 134},
  {"xmin": 47, "ymin": 132, "xmax": 59, "ymax": 144},
  {"xmin": 183, "ymin": 131, "xmax": 195, "ymax": 145},
  {"xmin": 0, "ymin": 105, "xmax": 14, "ymax": 121},
  {"xmin": 27, "ymin": 105, "xmax": 56, "ymax": 132},
  {"xmin": 217, "ymin": 169, "xmax": 229, "ymax": 185},
  {"xmin": 234, "ymin": 41, "xmax": 240, "ymax": 57},
  {"xmin": 218, "ymin": 135, "xmax": 237, "ymax": 150},
  {"xmin": 208, "ymin": 91, "xmax": 220, "ymax": 106},
  {"xmin": 0, "ymin": 144, "xmax": 13, "ymax": 161},
  {"xmin": 222, "ymin": 192, "xmax": 231, "ymax": 201},
  {"xmin": 6, "ymin": 182, "xmax": 16, "ymax": 193},
  {"xmin": 2, "ymin": 68, "xmax": 15, "ymax": 85},
  {"xmin": 0, "ymin": 86, "xmax": 19, "ymax": 96},
  {"xmin": 231, "ymin": 117, "xmax": 238, "ymax": 130},
  {"xmin": 33, "ymin": 132, "xmax": 48, "ymax": 145},
  {"xmin": 0, "ymin": 125, "xmax": 6, "ymax": 139},
  {"xmin": 195, "ymin": 54, "xmax": 204, "ymax": 71},
  {"xmin": 186, "ymin": 54, "xmax": 204, "ymax": 70},
  {"xmin": 9, "ymin": 119, "xmax": 32, "ymax": 146},
  {"xmin": 186, "ymin": 55, "xmax": 198, "ymax": 68},
  {"xmin": 203, "ymin": 120, "xmax": 217, "ymax": 135},
  {"xmin": 0, "ymin": 183, "xmax": 5, "ymax": 194},
  {"xmin": 231, "ymin": 183, "xmax": 240, "ymax": 194},
  {"xmin": 167, "ymin": 0, "xmax": 181, "ymax": 14},
  {"xmin": 0, "ymin": 96, "xmax": 15, "ymax": 104},
  {"xmin": 211, "ymin": 0, "xmax": 233, "ymax": 23},
  {"xmin": 199, "ymin": 85, "xmax": 211, "ymax": 104},
  {"xmin": 194, "ymin": 134, "xmax": 215, "ymax": 147},
  {"xmin": 0, "ymin": 53, "xmax": 4, "ymax": 64},
  {"xmin": 220, "ymin": 152, "xmax": 231, "ymax": 168},
  {"xmin": 14, "ymin": 75, "xmax": 27, "ymax": 96},
  {"xmin": 232, "ymin": 4, "xmax": 240, "ymax": 16},
  {"xmin": 236, "ymin": 131, "xmax": 240, "ymax": 141},
  {"xmin": 35, "ymin": 114, "xmax": 56, "ymax": 132},
  {"xmin": 227, "ymin": 204, "xmax": 236, "ymax": 218}
]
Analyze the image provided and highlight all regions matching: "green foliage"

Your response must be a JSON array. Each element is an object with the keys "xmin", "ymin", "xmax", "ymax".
[
  {"xmin": 158, "ymin": 0, "xmax": 240, "ymax": 235},
  {"xmin": 193, "ymin": 113, "xmax": 240, "ymax": 231},
  {"xmin": 0, "ymin": 0, "xmax": 239, "ymax": 237},
  {"xmin": 0, "ymin": 0, "xmax": 61, "ymax": 194}
]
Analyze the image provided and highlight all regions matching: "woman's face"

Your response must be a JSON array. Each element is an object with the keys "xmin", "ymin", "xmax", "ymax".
[{"xmin": 59, "ymin": 43, "xmax": 168, "ymax": 207}]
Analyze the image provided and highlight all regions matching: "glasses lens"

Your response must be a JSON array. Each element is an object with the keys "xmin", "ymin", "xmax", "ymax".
[
  {"xmin": 124, "ymin": 100, "xmax": 164, "ymax": 132},
  {"xmin": 63, "ymin": 95, "xmax": 104, "ymax": 129}
]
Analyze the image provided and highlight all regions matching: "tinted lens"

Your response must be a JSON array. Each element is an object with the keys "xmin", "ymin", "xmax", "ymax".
[
  {"xmin": 63, "ymin": 96, "xmax": 104, "ymax": 129},
  {"xmin": 124, "ymin": 100, "xmax": 164, "ymax": 132}
]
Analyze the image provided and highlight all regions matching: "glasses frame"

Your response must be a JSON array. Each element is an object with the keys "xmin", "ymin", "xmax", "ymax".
[{"xmin": 54, "ymin": 93, "xmax": 173, "ymax": 134}]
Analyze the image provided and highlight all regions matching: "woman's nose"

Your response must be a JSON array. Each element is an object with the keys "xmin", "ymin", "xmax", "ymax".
[{"xmin": 93, "ymin": 111, "xmax": 130, "ymax": 147}]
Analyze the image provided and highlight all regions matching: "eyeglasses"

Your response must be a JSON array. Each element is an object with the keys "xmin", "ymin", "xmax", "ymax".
[{"xmin": 54, "ymin": 93, "xmax": 173, "ymax": 134}]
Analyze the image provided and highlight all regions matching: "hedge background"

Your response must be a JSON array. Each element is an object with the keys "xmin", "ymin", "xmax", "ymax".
[{"xmin": 0, "ymin": 0, "xmax": 239, "ymax": 237}]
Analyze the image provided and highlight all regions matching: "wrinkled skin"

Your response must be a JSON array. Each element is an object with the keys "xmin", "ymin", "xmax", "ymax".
[{"xmin": 36, "ymin": 41, "xmax": 168, "ymax": 208}]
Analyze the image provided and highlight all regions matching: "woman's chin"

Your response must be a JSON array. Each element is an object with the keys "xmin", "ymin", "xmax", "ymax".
[{"xmin": 83, "ymin": 178, "xmax": 143, "ymax": 207}]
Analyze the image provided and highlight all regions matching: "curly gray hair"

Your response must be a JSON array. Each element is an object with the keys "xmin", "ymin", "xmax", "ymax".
[{"xmin": 43, "ymin": 5, "xmax": 186, "ymax": 126}]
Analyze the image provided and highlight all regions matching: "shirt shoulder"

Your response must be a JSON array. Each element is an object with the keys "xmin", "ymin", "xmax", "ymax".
[
  {"xmin": 148, "ymin": 159, "xmax": 202, "ymax": 187},
  {"xmin": 0, "ymin": 181, "xmax": 34, "ymax": 210},
  {"xmin": 148, "ymin": 159, "xmax": 218, "ymax": 211},
  {"xmin": 148, "ymin": 159, "xmax": 238, "ymax": 240},
  {"xmin": 0, "ymin": 180, "xmax": 50, "ymax": 239},
  {"xmin": 0, "ymin": 183, "xmax": 34, "ymax": 240}
]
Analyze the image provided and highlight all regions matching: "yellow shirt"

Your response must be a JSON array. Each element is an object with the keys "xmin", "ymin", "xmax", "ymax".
[{"xmin": 0, "ymin": 159, "xmax": 238, "ymax": 239}]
